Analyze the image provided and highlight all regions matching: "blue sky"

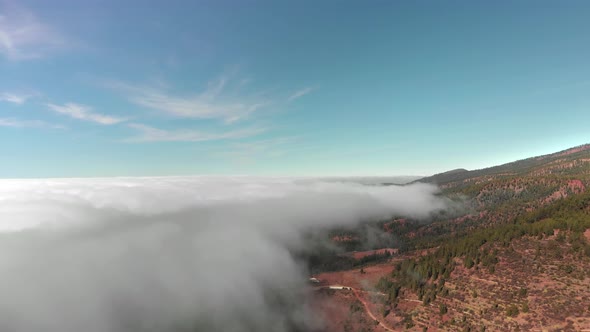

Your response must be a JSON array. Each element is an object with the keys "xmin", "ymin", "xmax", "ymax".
[{"xmin": 2, "ymin": 0, "xmax": 590, "ymax": 178}]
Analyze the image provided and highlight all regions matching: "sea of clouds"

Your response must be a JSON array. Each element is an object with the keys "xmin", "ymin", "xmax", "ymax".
[{"xmin": 0, "ymin": 176, "xmax": 448, "ymax": 332}]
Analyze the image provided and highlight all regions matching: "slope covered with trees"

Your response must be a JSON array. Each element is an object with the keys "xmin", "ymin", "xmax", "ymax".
[{"xmin": 313, "ymin": 144, "xmax": 590, "ymax": 331}]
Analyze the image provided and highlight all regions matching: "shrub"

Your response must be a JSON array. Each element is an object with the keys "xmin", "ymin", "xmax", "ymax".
[{"xmin": 506, "ymin": 304, "xmax": 519, "ymax": 317}]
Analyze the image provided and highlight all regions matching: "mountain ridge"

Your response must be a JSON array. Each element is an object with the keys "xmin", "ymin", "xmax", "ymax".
[{"xmin": 415, "ymin": 144, "xmax": 590, "ymax": 186}]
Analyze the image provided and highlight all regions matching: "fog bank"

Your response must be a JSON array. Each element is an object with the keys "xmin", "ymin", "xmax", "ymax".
[{"xmin": 0, "ymin": 177, "xmax": 449, "ymax": 332}]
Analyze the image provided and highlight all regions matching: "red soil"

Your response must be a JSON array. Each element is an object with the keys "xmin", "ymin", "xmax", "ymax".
[
  {"xmin": 557, "ymin": 145, "xmax": 590, "ymax": 157},
  {"xmin": 352, "ymin": 288, "xmax": 395, "ymax": 332},
  {"xmin": 310, "ymin": 288, "xmax": 394, "ymax": 332},
  {"xmin": 568, "ymin": 179, "xmax": 586, "ymax": 192},
  {"xmin": 315, "ymin": 261, "xmax": 396, "ymax": 290},
  {"xmin": 331, "ymin": 235, "xmax": 359, "ymax": 242}
]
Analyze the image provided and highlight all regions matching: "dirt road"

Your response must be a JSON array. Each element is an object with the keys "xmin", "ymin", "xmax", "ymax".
[{"xmin": 317, "ymin": 285, "xmax": 396, "ymax": 332}]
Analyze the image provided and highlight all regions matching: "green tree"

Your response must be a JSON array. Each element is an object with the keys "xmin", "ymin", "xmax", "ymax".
[{"xmin": 439, "ymin": 303, "xmax": 448, "ymax": 315}]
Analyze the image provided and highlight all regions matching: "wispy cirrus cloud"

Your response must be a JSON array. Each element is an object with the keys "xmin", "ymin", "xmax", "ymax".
[
  {"xmin": 111, "ymin": 76, "xmax": 269, "ymax": 123},
  {"xmin": 125, "ymin": 123, "xmax": 265, "ymax": 143},
  {"xmin": 287, "ymin": 87, "xmax": 315, "ymax": 102},
  {"xmin": 0, "ymin": 5, "xmax": 65, "ymax": 60},
  {"xmin": 47, "ymin": 103, "xmax": 126, "ymax": 125},
  {"xmin": 217, "ymin": 137, "xmax": 298, "ymax": 160},
  {"xmin": 0, "ymin": 117, "xmax": 63, "ymax": 129},
  {"xmin": 0, "ymin": 92, "xmax": 32, "ymax": 104}
]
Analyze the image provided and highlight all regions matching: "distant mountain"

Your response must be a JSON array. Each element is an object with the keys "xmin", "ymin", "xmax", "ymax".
[
  {"xmin": 319, "ymin": 175, "xmax": 423, "ymax": 185},
  {"xmin": 408, "ymin": 144, "xmax": 590, "ymax": 233},
  {"xmin": 413, "ymin": 168, "xmax": 469, "ymax": 185},
  {"xmin": 416, "ymin": 144, "xmax": 590, "ymax": 187}
]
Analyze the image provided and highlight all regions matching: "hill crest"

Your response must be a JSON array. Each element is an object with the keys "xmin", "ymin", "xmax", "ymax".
[{"xmin": 416, "ymin": 144, "xmax": 590, "ymax": 186}]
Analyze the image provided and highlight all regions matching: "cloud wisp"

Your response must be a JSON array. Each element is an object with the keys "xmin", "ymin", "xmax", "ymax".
[
  {"xmin": 47, "ymin": 103, "xmax": 126, "ymax": 125},
  {"xmin": 112, "ymin": 76, "xmax": 269, "ymax": 123},
  {"xmin": 0, "ymin": 177, "xmax": 449, "ymax": 332},
  {"xmin": 287, "ymin": 87, "xmax": 314, "ymax": 102},
  {"xmin": 0, "ymin": 117, "xmax": 63, "ymax": 129},
  {"xmin": 213, "ymin": 137, "xmax": 299, "ymax": 163},
  {"xmin": 0, "ymin": 92, "xmax": 32, "ymax": 104},
  {"xmin": 0, "ymin": 5, "xmax": 65, "ymax": 60},
  {"xmin": 125, "ymin": 123, "xmax": 265, "ymax": 143}
]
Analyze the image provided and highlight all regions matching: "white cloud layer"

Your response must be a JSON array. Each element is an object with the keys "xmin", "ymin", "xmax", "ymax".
[
  {"xmin": 47, "ymin": 103, "xmax": 126, "ymax": 125},
  {"xmin": 0, "ymin": 177, "xmax": 449, "ymax": 332}
]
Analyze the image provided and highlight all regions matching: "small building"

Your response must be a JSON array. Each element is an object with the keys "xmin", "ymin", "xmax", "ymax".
[{"xmin": 328, "ymin": 285, "xmax": 351, "ymax": 290}]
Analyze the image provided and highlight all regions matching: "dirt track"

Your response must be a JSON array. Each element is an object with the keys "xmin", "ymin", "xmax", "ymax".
[
  {"xmin": 351, "ymin": 288, "xmax": 396, "ymax": 332},
  {"xmin": 316, "ymin": 285, "xmax": 395, "ymax": 332}
]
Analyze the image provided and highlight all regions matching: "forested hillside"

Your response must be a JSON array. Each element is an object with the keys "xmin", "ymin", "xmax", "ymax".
[
  {"xmin": 314, "ymin": 144, "xmax": 590, "ymax": 331},
  {"xmin": 404, "ymin": 144, "xmax": 590, "ymax": 249}
]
